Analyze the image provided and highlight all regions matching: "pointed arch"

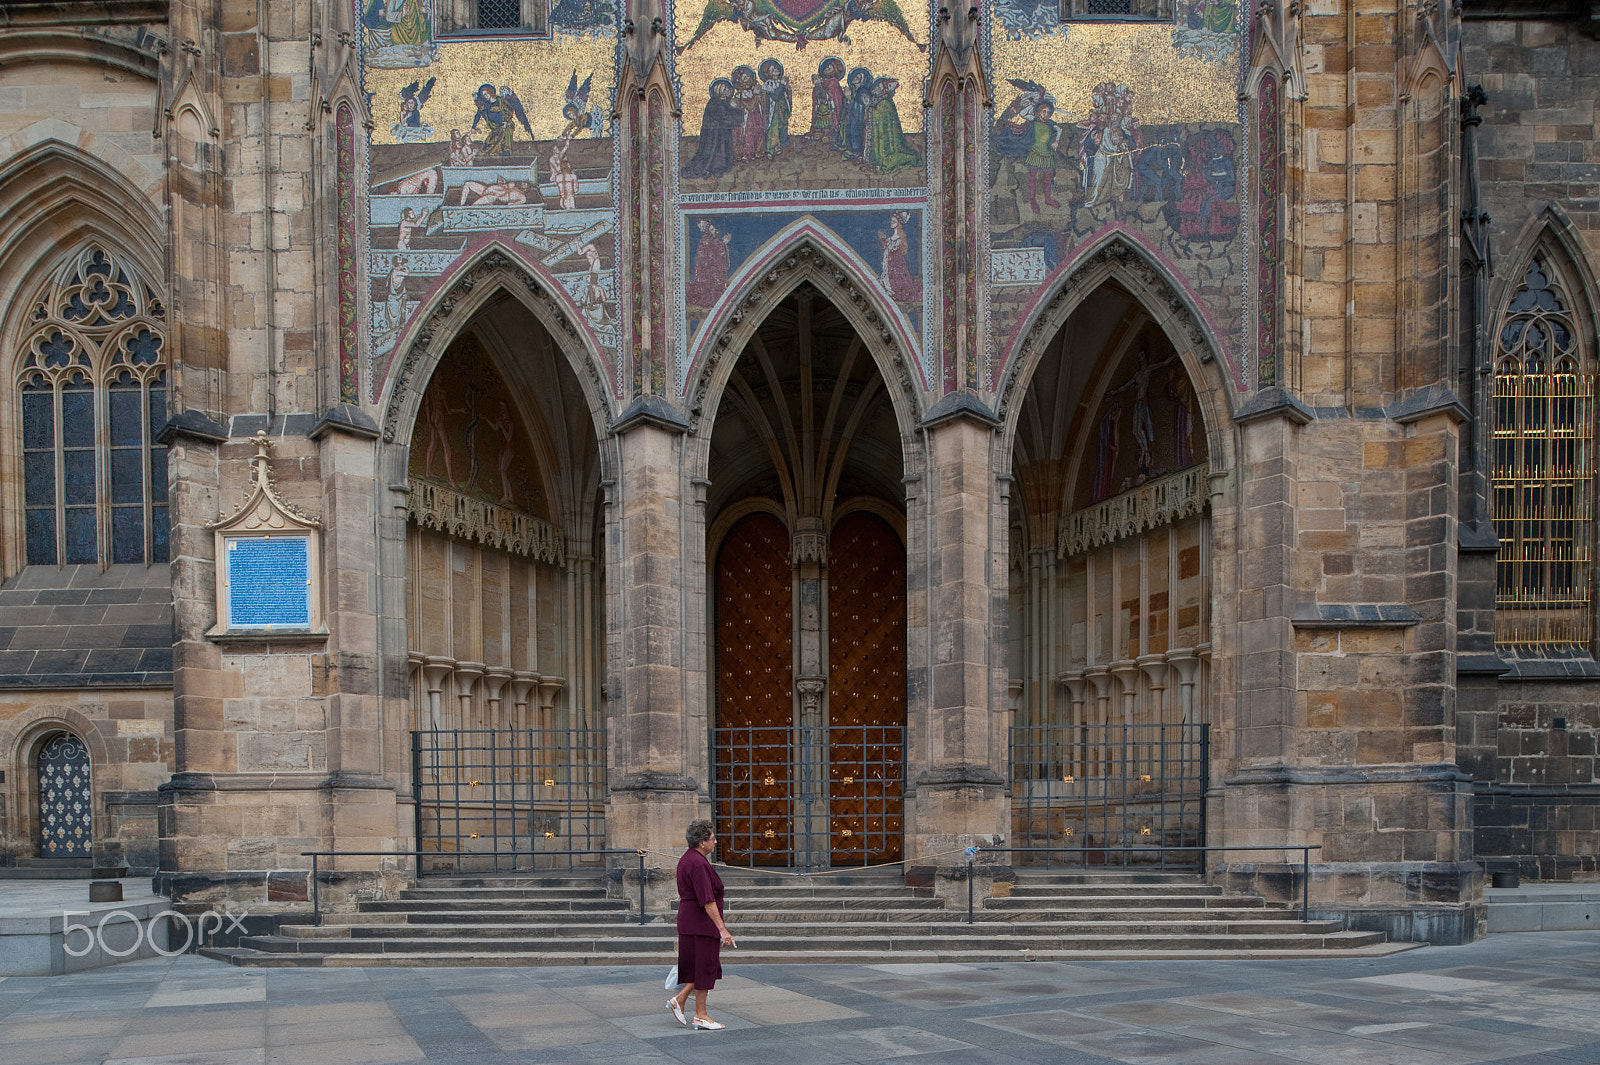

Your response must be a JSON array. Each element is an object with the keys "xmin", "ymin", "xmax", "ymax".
[
  {"xmin": 995, "ymin": 234, "xmax": 1235, "ymax": 478},
  {"xmin": 379, "ymin": 244, "xmax": 618, "ymax": 452},
  {"xmin": 1489, "ymin": 206, "xmax": 1600, "ymax": 352},
  {"xmin": 684, "ymin": 229, "xmax": 928, "ymax": 449},
  {"xmin": 1488, "ymin": 208, "xmax": 1600, "ymax": 649},
  {"xmin": 0, "ymin": 136, "xmax": 166, "ymax": 335}
]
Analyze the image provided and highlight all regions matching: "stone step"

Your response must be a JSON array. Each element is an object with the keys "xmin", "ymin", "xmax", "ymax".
[
  {"xmin": 1000, "ymin": 884, "xmax": 1224, "ymax": 897},
  {"xmin": 398, "ymin": 887, "xmax": 612, "ymax": 901},
  {"xmin": 341, "ymin": 904, "xmax": 1303, "ymax": 927},
  {"xmin": 984, "ymin": 894, "xmax": 1264, "ymax": 909},
  {"xmin": 364, "ymin": 897, "xmax": 631, "ymax": 913},
  {"xmin": 302, "ymin": 917, "xmax": 1348, "ymax": 940},
  {"xmin": 205, "ymin": 936, "xmax": 1419, "ymax": 968},
  {"xmin": 229, "ymin": 927, "xmax": 1389, "ymax": 957}
]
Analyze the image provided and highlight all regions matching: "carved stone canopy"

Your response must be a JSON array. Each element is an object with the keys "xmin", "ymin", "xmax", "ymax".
[{"xmin": 208, "ymin": 431, "xmax": 321, "ymax": 534}]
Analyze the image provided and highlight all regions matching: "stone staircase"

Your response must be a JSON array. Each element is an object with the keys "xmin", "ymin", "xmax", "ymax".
[{"xmin": 201, "ymin": 868, "xmax": 1411, "ymax": 967}]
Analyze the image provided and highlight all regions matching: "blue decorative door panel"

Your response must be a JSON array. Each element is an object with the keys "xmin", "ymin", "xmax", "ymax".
[{"xmin": 37, "ymin": 733, "xmax": 92, "ymax": 859}]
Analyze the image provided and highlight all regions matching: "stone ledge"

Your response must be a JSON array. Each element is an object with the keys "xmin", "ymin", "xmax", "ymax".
[
  {"xmin": 1486, "ymin": 885, "xmax": 1600, "ymax": 933},
  {"xmin": 0, "ymin": 880, "xmax": 170, "ymax": 976},
  {"xmin": 1291, "ymin": 603, "xmax": 1420, "ymax": 628}
]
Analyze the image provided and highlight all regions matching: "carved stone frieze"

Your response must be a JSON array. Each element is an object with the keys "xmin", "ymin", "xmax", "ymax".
[
  {"xmin": 1057, "ymin": 467, "xmax": 1208, "ymax": 558},
  {"xmin": 407, "ymin": 479, "xmax": 565, "ymax": 565}
]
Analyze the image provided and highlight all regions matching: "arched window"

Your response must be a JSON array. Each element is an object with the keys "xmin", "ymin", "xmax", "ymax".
[
  {"xmin": 16, "ymin": 246, "xmax": 168, "ymax": 566},
  {"xmin": 1492, "ymin": 255, "xmax": 1595, "ymax": 648}
]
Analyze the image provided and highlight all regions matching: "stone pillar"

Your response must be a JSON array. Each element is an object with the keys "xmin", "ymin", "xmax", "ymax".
[
  {"xmin": 604, "ymin": 413, "xmax": 699, "ymax": 907},
  {"xmin": 906, "ymin": 406, "xmax": 1009, "ymax": 877},
  {"xmin": 311, "ymin": 412, "xmax": 402, "ymax": 897}
]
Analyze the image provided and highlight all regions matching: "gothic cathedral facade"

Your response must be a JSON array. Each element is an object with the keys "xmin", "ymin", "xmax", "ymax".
[{"xmin": 0, "ymin": 0, "xmax": 1595, "ymax": 943}]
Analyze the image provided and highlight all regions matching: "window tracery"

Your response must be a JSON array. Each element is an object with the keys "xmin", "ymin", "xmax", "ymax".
[
  {"xmin": 1492, "ymin": 254, "xmax": 1595, "ymax": 648},
  {"xmin": 15, "ymin": 246, "xmax": 169, "ymax": 567}
]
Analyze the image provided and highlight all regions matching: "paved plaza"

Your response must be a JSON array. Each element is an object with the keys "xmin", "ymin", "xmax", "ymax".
[{"xmin": 0, "ymin": 930, "xmax": 1596, "ymax": 1065}]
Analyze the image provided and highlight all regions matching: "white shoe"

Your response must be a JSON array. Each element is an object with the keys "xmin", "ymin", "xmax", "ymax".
[
  {"xmin": 666, "ymin": 998, "xmax": 686, "ymax": 1026},
  {"xmin": 692, "ymin": 1018, "xmax": 726, "ymax": 1030}
]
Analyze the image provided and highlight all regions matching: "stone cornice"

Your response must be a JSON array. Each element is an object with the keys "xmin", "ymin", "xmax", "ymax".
[
  {"xmin": 1232, "ymin": 386, "xmax": 1313, "ymax": 426},
  {"xmin": 921, "ymin": 391, "xmax": 998, "ymax": 430}
]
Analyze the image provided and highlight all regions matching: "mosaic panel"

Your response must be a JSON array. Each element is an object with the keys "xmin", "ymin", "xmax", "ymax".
[
  {"xmin": 362, "ymin": 0, "xmax": 618, "ymax": 399},
  {"xmin": 988, "ymin": 11, "xmax": 1246, "ymax": 387},
  {"xmin": 679, "ymin": 204, "xmax": 926, "ymax": 369}
]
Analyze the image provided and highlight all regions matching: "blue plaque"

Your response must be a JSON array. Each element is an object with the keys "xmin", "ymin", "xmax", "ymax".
[{"xmin": 227, "ymin": 535, "xmax": 310, "ymax": 627}]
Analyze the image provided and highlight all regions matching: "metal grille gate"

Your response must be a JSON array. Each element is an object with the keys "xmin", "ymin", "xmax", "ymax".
[
  {"xmin": 712, "ymin": 724, "xmax": 904, "ymax": 869},
  {"xmin": 1009, "ymin": 723, "xmax": 1208, "ymax": 868},
  {"xmin": 412, "ymin": 728, "xmax": 606, "ymax": 873}
]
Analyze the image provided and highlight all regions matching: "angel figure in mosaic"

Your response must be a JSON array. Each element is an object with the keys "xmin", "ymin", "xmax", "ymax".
[{"xmin": 472, "ymin": 84, "xmax": 533, "ymax": 157}]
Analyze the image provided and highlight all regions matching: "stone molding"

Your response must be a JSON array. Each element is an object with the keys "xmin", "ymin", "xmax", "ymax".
[
  {"xmin": 382, "ymin": 249, "xmax": 601, "ymax": 445},
  {"xmin": 406, "ymin": 479, "xmax": 564, "ymax": 565},
  {"xmin": 687, "ymin": 241, "xmax": 919, "ymax": 434},
  {"xmin": 1057, "ymin": 467, "xmax": 1208, "ymax": 558},
  {"xmin": 1224, "ymin": 763, "xmax": 1473, "ymax": 786},
  {"xmin": 997, "ymin": 237, "xmax": 1210, "ymax": 427},
  {"xmin": 1290, "ymin": 603, "xmax": 1420, "ymax": 628}
]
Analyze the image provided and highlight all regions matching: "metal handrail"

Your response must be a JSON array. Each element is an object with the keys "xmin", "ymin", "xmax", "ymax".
[
  {"xmin": 965, "ymin": 844, "xmax": 1325, "ymax": 922},
  {"xmin": 300, "ymin": 848, "xmax": 650, "ymax": 925}
]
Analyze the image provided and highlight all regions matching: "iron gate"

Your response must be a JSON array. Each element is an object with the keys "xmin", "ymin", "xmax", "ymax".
[
  {"xmin": 1009, "ymin": 722, "xmax": 1208, "ymax": 868},
  {"xmin": 712, "ymin": 724, "xmax": 904, "ymax": 868},
  {"xmin": 412, "ymin": 728, "xmax": 606, "ymax": 873}
]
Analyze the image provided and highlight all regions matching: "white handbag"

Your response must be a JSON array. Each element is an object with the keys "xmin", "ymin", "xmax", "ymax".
[{"xmin": 665, "ymin": 964, "xmax": 679, "ymax": 990}]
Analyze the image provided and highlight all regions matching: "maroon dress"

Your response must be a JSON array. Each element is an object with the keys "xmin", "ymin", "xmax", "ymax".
[{"xmin": 675, "ymin": 847, "xmax": 725, "ymax": 990}]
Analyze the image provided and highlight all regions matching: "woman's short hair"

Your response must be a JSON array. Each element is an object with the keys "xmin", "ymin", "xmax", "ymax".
[{"xmin": 686, "ymin": 819, "xmax": 715, "ymax": 848}]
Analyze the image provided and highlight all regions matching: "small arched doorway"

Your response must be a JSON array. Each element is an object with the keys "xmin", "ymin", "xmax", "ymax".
[
  {"xmin": 706, "ymin": 285, "xmax": 909, "ymax": 868},
  {"xmin": 36, "ymin": 731, "xmax": 92, "ymax": 859}
]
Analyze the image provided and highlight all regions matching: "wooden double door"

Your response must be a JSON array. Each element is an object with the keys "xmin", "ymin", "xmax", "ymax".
[{"xmin": 713, "ymin": 511, "xmax": 905, "ymax": 868}]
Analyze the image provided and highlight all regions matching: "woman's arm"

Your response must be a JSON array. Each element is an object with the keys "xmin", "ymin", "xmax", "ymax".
[{"xmin": 704, "ymin": 900, "xmax": 735, "ymax": 946}]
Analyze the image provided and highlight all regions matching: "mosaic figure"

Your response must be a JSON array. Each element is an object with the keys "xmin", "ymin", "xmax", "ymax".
[
  {"xmin": 396, "ymin": 207, "xmax": 421, "ymax": 250},
  {"xmin": 1079, "ymin": 82, "xmax": 1139, "ymax": 207},
  {"xmin": 678, "ymin": 0, "xmax": 921, "ymax": 52},
  {"xmin": 1020, "ymin": 101, "xmax": 1064, "ymax": 211},
  {"xmin": 472, "ymin": 84, "xmax": 533, "ymax": 158},
  {"xmin": 561, "ymin": 71, "xmax": 602, "ymax": 139},
  {"xmin": 1166, "ymin": 129, "xmax": 1239, "ymax": 239},
  {"xmin": 395, "ymin": 168, "xmax": 441, "ymax": 195},
  {"xmin": 877, "ymin": 211, "xmax": 918, "ymax": 302},
  {"xmin": 759, "ymin": 59, "xmax": 792, "ymax": 159},
  {"xmin": 381, "ymin": 255, "xmax": 411, "ymax": 336},
  {"xmin": 842, "ymin": 67, "xmax": 873, "ymax": 155},
  {"xmin": 732, "ymin": 66, "xmax": 768, "ymax": 161},
  {"xmin": 448, "ymin": 129, "xmax": 478, "ymax": 167},
  {"xmin": 460, "ymin": 179, "xmax": 532, "ymax": 206},
  {"xmin": 397, "ymin": 77, "xmax": 436, "ymax": 129},
  {"xmin": 1105, "ymin": 343, "xmax": 1180, "ymax": 481},
  {"xmin": 550, "ymin": 136, "xmax": 579, "ymax": 209},
  {"xmin": 683, "ymin": 79, "xmax": 742, "ymax": 178},
  {"xmin": 362, "ymin": 0, "xmax": 434, "ymax": 65},
  {"xmin": 863, "ymin": 77, "xmax": 917, "ymax": 172},
  {"xmin": 687, "ymin": 220, "xmax": 734, "ymax": 308},
  {"xmin": 579, "ymin": 244, "xmax": 614, "ymax": 331},
  {"xmin": 809, "ymin": 58, "xmax": 846, "ymax": 142}
]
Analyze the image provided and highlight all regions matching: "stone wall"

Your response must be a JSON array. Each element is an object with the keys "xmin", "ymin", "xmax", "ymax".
[{"xmin": 1458, "ymin": 14, "xmax": 1600, "ymax": 882}]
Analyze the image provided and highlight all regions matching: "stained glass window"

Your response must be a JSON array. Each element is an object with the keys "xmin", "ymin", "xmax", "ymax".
[
  {"xmin": 1493, "ymin": 256, "xmax": 1595, "ymax": 648},
  {"xmin": 16, "ymin": 246, "xmax": 168, "ymax": 567}
]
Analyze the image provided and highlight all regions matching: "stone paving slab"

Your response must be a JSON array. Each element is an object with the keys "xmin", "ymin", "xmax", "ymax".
[{"xmin": 4, "ymin": 930, "xmax": 1599, "ymax": 1064}]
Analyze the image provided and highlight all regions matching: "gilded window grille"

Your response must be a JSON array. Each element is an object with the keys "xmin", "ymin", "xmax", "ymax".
[{"xmin": 1492, "ymin": 257, "xmax": 1595, "ymax": 648}]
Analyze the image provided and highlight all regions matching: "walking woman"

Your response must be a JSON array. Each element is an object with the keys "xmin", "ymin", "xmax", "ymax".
[{"xmin": 667, "ymin": 819, "xmax": 736, "ymax": 1030}]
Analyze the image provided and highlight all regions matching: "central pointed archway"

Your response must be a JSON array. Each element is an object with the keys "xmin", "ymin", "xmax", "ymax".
[{"xmin": 705, "ymin": 283, "xmax": 909, "ymax": 868}]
